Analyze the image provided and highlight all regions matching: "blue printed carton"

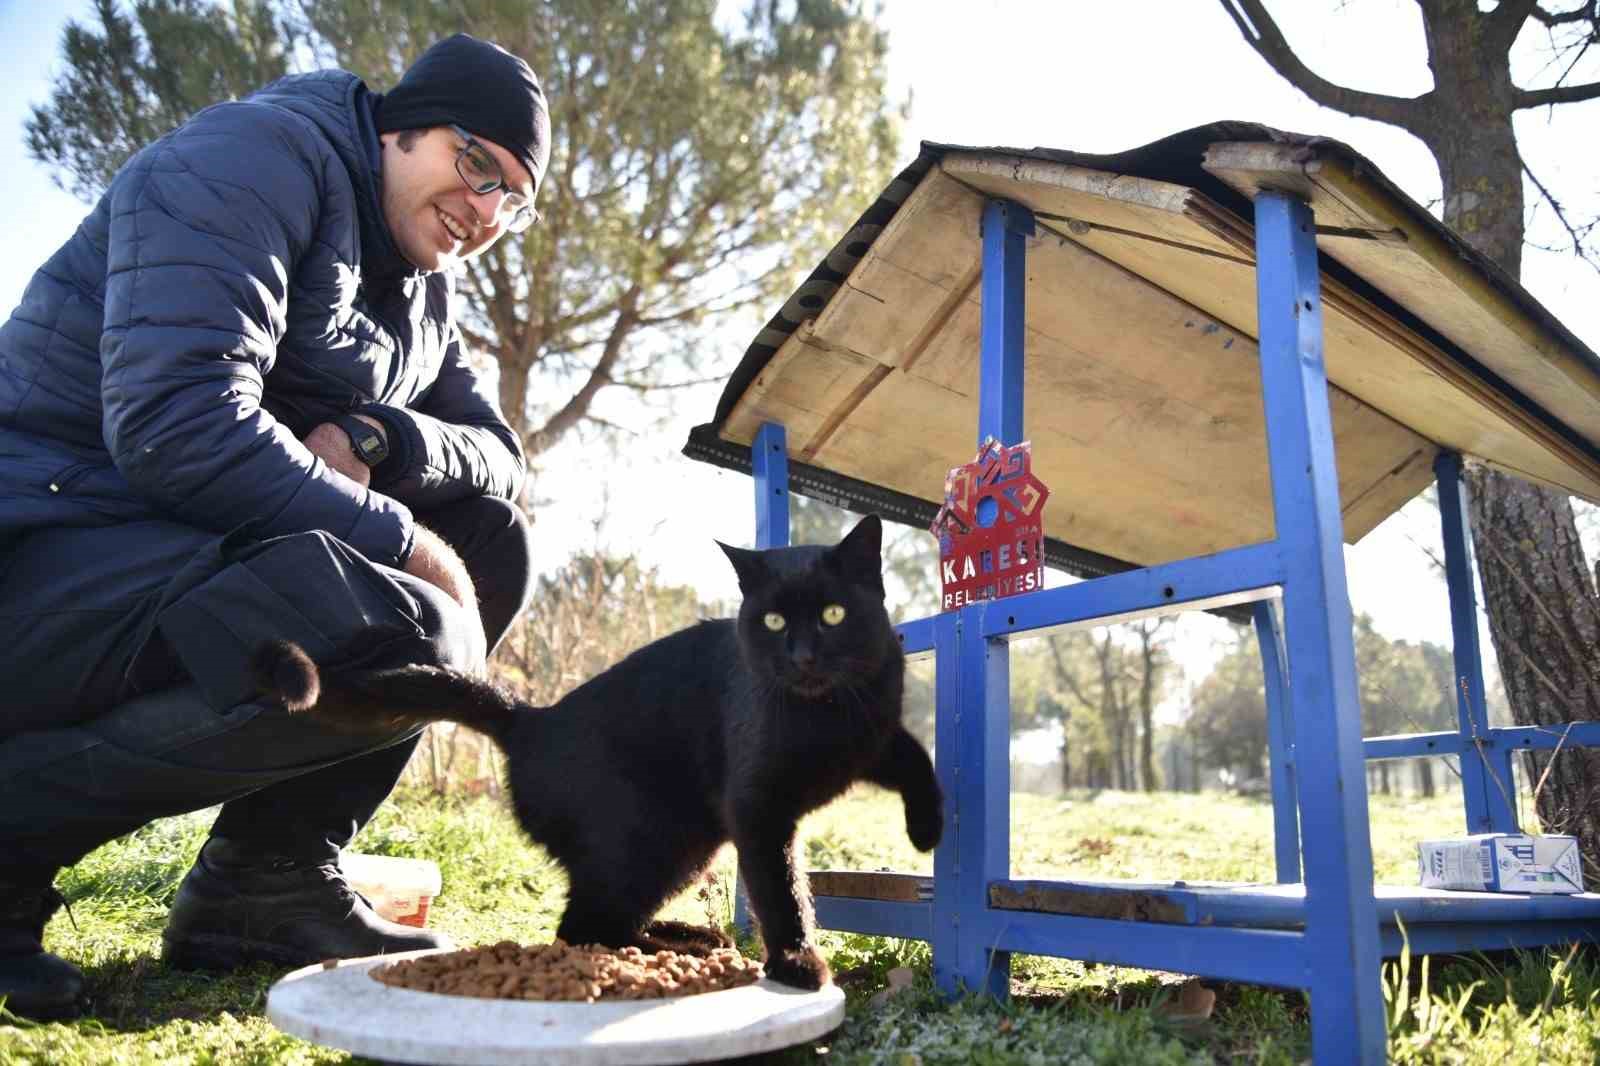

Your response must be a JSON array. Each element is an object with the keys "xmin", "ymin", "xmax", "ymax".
[{"xmin": 1418, "ymin": 834, "xmax": 1584, "ymax": 894}]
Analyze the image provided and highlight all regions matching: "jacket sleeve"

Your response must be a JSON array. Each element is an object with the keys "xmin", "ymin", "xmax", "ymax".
[
  {"xmin": 100, "ymin": 103, "xmax": 415, "ymax": 567},
  {"xmin": 358, "ymin": 323, "xmax": 527, "ymax": 508}
]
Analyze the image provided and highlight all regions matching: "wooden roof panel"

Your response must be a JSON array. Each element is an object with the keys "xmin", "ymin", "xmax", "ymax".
[
  {"xmin": 777, "ymin": 188, "xmax": 1436, "ymax": 564},
  {"xmin": 1204, "ymin": 142, "xmax": 1600, "ymax": 447},
  {"xmin": 691, "ymin": 128, "xmax": 1600, "ymax": 573}
]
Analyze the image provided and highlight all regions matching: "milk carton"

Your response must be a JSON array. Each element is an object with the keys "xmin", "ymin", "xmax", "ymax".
[{"xmin": 1418, "ymin": 834, "xmax": 1584, "ymax": 894}]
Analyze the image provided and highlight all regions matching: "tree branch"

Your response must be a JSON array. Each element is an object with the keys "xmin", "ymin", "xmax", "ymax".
[
  {"xmin": 524, "ymin": 287, "xmax": 641, "ymax": 456},
  {"xmin": 1046, "ymin": 636, "xmax": 1098, "ymax": 712},
  {"xmin": 1516, "ymin": 79, "xmax": 1600, "ymax": 107},
  {"xmin": 1217, "ymin": 0, "xmax": 1429, "ymax": 127},
  {"xmin": 1488, "ymin": 0, "xmax": 1545, "ymax": 51},
  {"xmin": 612, "ymin": 372, "xmax": 727, "ymax": 393},
  {"xmin": 1528, "ymin": 1, "xmax": 1599, "ymax": 29},
  {"xmin": 1521, "ymin": 156, "xmax": 1600, "ymax": 276}
]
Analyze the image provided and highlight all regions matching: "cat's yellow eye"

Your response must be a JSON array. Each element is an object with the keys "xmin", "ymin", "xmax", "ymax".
[
  {"xmin": 821, "ymin": 604, "xmax": 847, "ymax": 626},
  {"xmin": 763, "ymin": 612, "xmax": 787, "ymax": 632}
]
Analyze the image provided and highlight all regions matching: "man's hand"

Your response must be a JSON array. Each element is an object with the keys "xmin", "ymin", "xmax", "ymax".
[
  {"xmin": 304, "ymin": 415, "xmax": 387, "ymax": 488},
  {"xmin": 405, "ymin": 524, "xmax": 479, "ymax": 615},
  {"xmin": 303, "ymin": 421, "xmax": 482, "ymax": 653}
]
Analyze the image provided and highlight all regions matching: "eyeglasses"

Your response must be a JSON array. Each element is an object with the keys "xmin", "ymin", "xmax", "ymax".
[{"xmin": 449, "ymin": 125, "xmax": 540, "ymax": 234}]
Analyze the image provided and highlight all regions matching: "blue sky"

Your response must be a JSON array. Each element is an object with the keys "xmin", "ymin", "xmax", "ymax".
[
  {"xmin": 0, "ymin": 0, "xmax": 100, "ymax": 311},
  {"xmin": 2, "ymin": 1, "xmax": 1596, "ymax": 679}
]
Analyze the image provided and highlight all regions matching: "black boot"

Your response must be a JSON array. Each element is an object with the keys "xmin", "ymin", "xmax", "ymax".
[
  {"xmin": 0, "ymin": 874, "xmax": 89, "ymax": 1021},
  {"xmin": 162, "ymin": 837, "xmax": 451, "ymax": 971}
]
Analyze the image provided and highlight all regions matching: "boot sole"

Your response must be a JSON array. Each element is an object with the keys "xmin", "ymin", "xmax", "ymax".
[{"xmin": 162, "ymin": 933, "xmax": 315, "ymax": 973}]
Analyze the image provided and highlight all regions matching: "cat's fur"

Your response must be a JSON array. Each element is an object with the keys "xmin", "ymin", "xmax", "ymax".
[{"xmin": 254, "ymin": 514, "xmax": 942, "ymax": 990}]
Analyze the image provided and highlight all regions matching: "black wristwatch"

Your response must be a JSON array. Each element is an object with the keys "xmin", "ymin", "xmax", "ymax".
[{"xmin": 332, "ymin": 413, "xmax": 390, "ymax": 468}]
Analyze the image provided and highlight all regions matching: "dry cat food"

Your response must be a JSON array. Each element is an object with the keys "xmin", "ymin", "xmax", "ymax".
[{"xmin": 371, "ymin": 940, "xmax": 764, "ymax": 1002}]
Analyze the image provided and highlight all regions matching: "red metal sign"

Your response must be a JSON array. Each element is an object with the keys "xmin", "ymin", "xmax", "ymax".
[{"xmin": 930, "ymin": 438, "xmax": 1049, "ymax": 611}]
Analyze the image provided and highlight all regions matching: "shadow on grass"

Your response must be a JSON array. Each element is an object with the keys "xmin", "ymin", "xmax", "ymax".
[{"xmin": 69, "ymin": 953, "xmax": 285, "ymax": 1032}]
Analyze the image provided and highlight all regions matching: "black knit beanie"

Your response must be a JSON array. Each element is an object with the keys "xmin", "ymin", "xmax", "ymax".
[{"xmin": 375, "ymin": 33, "xmax": 551, "ymax": 195}]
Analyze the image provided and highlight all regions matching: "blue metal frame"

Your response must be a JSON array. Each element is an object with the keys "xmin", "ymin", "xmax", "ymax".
[
  {"xmin": 734, "ymin": 421, "xmax": 792, "ymax": 934},
  {"xmin": 731, "ymin": 191, "xmax": 1600, "ymax": 1065},
  {"xmin": 1435, "ymin": 451, "xmax": 1520, "ymax": 833},
  {"xmin": 753, "ymin": 421, "xmax": 789, "ymax": 551},
  {"xmin": 978, "ymin": 199, "xmax": 1034, "ymax": 447},
  {"xmin": 1255, "ymin": 601, "xmax": 1301, "ymax": 884},
  {"xmin": 1253, "ymin": 192, "xmax": 1386, "ymax": 1060}
]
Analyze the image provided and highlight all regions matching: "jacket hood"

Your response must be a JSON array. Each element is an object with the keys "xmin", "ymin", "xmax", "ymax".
[{"xmin": 243, "ymin": 70, "xmax": 421, "ymax": 282}]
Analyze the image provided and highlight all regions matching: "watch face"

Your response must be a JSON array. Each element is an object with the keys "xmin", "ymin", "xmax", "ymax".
[{"xmin": 356, "ymin": 434, "xmax": 386, "ymax": 461}]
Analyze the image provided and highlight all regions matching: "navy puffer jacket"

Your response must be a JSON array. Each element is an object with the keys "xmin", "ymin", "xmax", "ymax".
[{"xmin": 0, "ymin": 71, "xmax": 525, "ymax": 567}]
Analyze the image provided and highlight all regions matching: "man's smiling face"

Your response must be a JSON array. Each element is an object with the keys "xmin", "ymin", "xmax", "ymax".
[{"xmin": 379, "ymin": 126, "xmax": 536, "ymax": 271}]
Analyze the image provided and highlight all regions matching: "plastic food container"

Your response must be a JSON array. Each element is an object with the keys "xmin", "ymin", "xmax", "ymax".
[{"xmin": 340, "ymin": 852, "xmax": 443, "ymax": 927}]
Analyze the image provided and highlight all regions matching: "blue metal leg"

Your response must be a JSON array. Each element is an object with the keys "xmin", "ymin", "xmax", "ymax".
[
  {"xmin": 963, "ymin": 606, "xmax": 1014, "ymax": 997},
  {"xmin": 1253, "ymin": 191, "xmax": 1385, "ymax": 1063},
  {"xmin": 935, "ymin": 200, "xmax": 1033, "ymax": 999},
  {"xmin": 735, "ymin": 422, "xmax": 791, "ymax": 936},
  {"xmin": 1254, "ymin": 601, "xmax": 1302, "ymax": 883},
  {"xmin": 978, "ymin": 199, "xmax": 1034, "ymax": 446},
  {"xmin": 932, "ymin": 605, "xmax": 1011, "ymax": 998},
  {"xmin": 754, "ymin": 422, "xmax": 790, "ymax": 552},
  {"xmin": 931, "ymin": 612, "xmax": 1011, "ymax": 995},
  {"xmin": 930, "ymin": 614, "xmax": 958, "ymax": 995},
  {"xmin": 1435, "ymin": 451, "xmax": 1519, "ymax": 833}
]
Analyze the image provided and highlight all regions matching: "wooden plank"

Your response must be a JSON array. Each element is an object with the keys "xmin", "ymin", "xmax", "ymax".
[
  {"xmin": 842, "ymin": 216, "xmax": 1434, "ymax": 554},
  {"xmin": 1041, "ymin": 188, "xmax": 1600, "ymax": 502},
  {"xmin": 722, "ymin": 328, "xmax": 880, "ymax": 446},
  {"xmin": 991, "ymin": 878, "xmax": 1600, "ymax": 930},
  {"xmin": 807, "ymin": 170, "xmax": 984, "ymax": 371},
  {"xmin": 1183, "ymin": 194, "xmax": 1600, "ymax": 501},
  {"xmin": 809, "ymin": 870, "xmax": 932, "ymax": 903},
  {"xmin": 1199, "ymin": 142, "xmax": 1383, "ymax": 231},
  {"xmin": 1203, "ymin": 142, "xmax": 1600, "ymax": 450},
  {"xmin": 989, "ymin": 880, "xmax": 1195, "ymax": 924},
  {"xmin": 939, "ymin": 153, "xmax": 1238, "ymax": 258}
]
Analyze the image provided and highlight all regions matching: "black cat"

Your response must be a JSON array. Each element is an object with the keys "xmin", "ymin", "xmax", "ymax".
[{"xmin": 254, "ymin": 514, "xmax": 942, "ymax": 990}]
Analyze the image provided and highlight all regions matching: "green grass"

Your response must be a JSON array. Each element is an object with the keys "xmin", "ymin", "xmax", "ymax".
[{"xmin": 3, "ymin": 788, "xmax": 1597, "ymax": 1064}]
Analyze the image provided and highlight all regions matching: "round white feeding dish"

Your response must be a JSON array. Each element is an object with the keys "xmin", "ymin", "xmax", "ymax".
[{"xmin": 265, "ymin": 949, "xmax": 846, "ymax": 1066}]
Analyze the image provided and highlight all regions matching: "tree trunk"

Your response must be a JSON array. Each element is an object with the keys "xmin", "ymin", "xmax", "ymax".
[
  {"xmin": 1059, "ymin": 737, "xmax": 1071, "ymax": 791},
  {"xmin": 1418, "ymin": 758, "xmax": 1436, "ymax": 799},
  {"xmin": 498, "ymin": 359, "xmax": 530, "ymax": 453},
  {"xmin": 1465, "ymin": 465, "xmax": 1600, "ymax": 867},
  {"xmin": 1416, "ymin": 4, "xmax": 1525, "ymax": 278},
  {"xmin": 1223, "ymin": 0, "xmax": 1600, "ymax": 868},
  {"xmin": 1410, "ymin": 26, "xmax": 1600, "ymax": 870}
]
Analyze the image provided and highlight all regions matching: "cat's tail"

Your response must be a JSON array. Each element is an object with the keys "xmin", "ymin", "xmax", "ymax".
[{"xmin": 250, "ymin": 639, "xmax": 524, "ymax": 741}]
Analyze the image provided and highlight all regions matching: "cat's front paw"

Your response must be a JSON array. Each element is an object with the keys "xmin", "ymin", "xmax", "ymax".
[
  {"xmin": 905, "ymin": 800, "xmax": 943, "ymax": 851},
  {"xmin": 763, "ymin": 945, "xmax": 830, "ymax": 990}
]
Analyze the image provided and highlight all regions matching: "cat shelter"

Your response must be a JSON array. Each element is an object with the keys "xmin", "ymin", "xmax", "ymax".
[{"xmin": 681, "ymin": 122, "xmax": 1600, "ymax": 1065}]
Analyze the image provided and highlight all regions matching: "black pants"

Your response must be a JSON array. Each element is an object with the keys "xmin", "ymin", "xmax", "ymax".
[{"xmin": 0, "ymin": 496, "xmax": 533, "ymax": 874}]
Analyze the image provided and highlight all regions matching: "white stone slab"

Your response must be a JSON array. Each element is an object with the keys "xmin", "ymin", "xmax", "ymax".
[{"xmin": 266, "ymin": 949, "xmax": 846, "ymax": 1065}]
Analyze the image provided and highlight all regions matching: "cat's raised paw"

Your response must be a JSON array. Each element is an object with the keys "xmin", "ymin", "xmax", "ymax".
[
  {"xmin": 906, "ymin": 803, "xmax": 943, "ymax": 852},
  {"xmin": 763, "ymin": 945, "xmax": 830, "ymax": 990}
]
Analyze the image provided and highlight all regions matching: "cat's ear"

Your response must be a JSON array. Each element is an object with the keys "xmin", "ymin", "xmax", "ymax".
[
  {"xmin": 717, "ymin": 541, "xmax": 770, "ymax": 593},
  {"xmin": 828, "ymin": 514, "xmax": 886, "ymax": 595}
]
